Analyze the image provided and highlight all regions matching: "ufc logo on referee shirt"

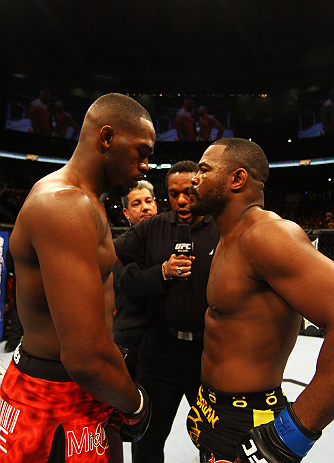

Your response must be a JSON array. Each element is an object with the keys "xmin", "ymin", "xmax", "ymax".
[{"xmin": 242, "ymin": 439, "xmax": 268, "ymax": 463}]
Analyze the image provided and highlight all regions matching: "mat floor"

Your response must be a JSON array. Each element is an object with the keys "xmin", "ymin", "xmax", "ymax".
[{"xmin": 0, "ymin": 335, "xmax": 332, "ymax": 462}]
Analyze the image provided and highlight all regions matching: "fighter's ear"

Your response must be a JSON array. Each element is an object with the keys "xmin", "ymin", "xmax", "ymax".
[
  {"xmin": 230, "ymin": 168, "xmax": 248, "ymax": 191},
  {"xmin": 100, "ymin": 125, "xmax": 114, "ymax": 148}
]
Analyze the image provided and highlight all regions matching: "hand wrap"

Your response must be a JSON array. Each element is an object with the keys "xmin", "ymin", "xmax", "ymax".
[
  {"xmin": 119, "ymin": 384, "xmax": 152, "ymax": 442},
  {"xmin": 237, "ymin": 402, "xmax": 321, "ymax": 463}
]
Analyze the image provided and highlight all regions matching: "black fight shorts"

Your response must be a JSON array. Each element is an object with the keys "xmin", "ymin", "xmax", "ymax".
[{"xmin": 187, "ymin": 379, "xmax": 288, "ymax": 463}]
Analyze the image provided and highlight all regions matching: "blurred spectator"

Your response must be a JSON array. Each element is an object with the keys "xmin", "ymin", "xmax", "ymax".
[
  {"xmin": 197, "ymin": 105, "xmax": 225, "ymax": 141},
  {"xmin": 174, "ymin": 99, "xmax": 196, "ymax": 141},
  {"xmin": 3, "ymin": 249, "xmax": 23, "ymax": 352},
  {"xmin": 29, "ymin": 90, "xmax": 52, "ymax": 136},
  {"xmin": 53, "ymin": 101, "xmax": 80, "ymax": 140},
  {"xmin": 321, "ymin": 89, "xmax": 334, "ymax": 136}
]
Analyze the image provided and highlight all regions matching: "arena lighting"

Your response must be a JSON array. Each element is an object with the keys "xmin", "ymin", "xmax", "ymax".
[
  {"xmin": 1, "ymin": 151, "xmax": 334, "ymax": 169},
  {"xmin": 0, "ymin": 151, "xmax": 68, "ymax": 164},
  {"xmin": 269, "ymin": 157, "xmax": 334, "ymax": 168}
]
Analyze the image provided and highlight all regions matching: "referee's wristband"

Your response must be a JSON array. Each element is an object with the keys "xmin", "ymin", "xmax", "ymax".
[
  {"xmin": 274, "ymin": 402, "xmax": 321, "ymax": 457},
  {"xmin": 162, "ymin": 261, "xmax": 172, "ymax": 281}
]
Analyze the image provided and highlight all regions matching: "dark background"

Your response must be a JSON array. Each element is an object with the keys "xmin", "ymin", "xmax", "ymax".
[{"xmin": 0, "ymin": 0, "xmax": 334, "ymax": 226}]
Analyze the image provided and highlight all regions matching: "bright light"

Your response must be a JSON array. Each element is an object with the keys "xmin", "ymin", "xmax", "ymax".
[{"xmin": 1, "ymin": 151, "xmax": 334, "ymax": 171}]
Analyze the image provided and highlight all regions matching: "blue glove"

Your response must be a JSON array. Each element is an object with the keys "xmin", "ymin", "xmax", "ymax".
[{"xmin": 237, "ymin": 402, "xmax": 321, "ymax": 462}]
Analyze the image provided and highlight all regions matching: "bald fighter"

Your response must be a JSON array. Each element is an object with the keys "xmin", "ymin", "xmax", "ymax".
[
  {"xmin": 0, "ymin": 93, "xmax": 156, "ymax": 462},
  {"xmin": 187, "ymin": 138, "xmax": 334, "ymax": 462}
]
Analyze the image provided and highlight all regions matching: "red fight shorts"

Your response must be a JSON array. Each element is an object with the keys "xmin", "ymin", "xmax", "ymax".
[{"xmin": 0, "ymin": 345, "xmax": 115, "ymax": 462}]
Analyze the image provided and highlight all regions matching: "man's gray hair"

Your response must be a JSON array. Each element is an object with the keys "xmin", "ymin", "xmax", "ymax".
[{"xmin": 121, "ymin": 180, "xmax": 155, "ymax": 209}]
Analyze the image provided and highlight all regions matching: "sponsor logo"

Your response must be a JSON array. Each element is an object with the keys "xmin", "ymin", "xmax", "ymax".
[
  {"xmin": 187, "ymin": 386, "xmax": 220, "ymax": 448},
  {"xmin": 196, "ymin": 387, "xmax": 220, "ymax": 427},
  {"xmin": 0, "ymin": 399, "xmax": 20, "ymax": 454},
  {"xmin": 187, "ymin": 406, "xmax": 202, "ymax": 447},
  {"xmin": 67, "ymin": 420, "xmax": 109, "ymax": 457},
  {"xmin": 13, "ymin": 343, "xmax": 22, "ymax": 365},
  {"xmin": 175, "ymin": 242, "xmax": 192, "ymax": 252},
  {"xmin": 242, "ymin": 439, "xmax": 268, "ymax": 463}
]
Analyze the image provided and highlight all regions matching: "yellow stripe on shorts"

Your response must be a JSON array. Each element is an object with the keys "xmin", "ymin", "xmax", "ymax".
[{"xmin": 253, "ymin": 409, "xmax": 275, "ymax": 427}]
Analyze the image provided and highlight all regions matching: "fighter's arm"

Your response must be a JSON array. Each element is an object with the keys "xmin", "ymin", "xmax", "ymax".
[
  {"xmin": 114, "ymin": 221, "xmax": 195, "ymax": 289},
  {"xmin": 104, "ymin": 270, "xmax": 116, "ymax": 335},
  {"xmin": 65, "ymin": 112, "xmax": 80, "ymax": 139},
  {"xmin": 208, "ymin": 115, "xmax": 225, "ymax": 140},
  {"xmin": 31, "ymin": 190, "xmax": 140, "ymax": 413},
  {"xmin": 181, "ymin": 114, "xmax": 196, "ymax": 141},
  {"xmin": 244, "ymin": 218, "xmax": 334, "ymax": 431},
  {"xmin": 118, "ymin": 253, "xmax": 196, "ymax": 297},
  {"xmin": 235, "ymin": 218, "xmax": 334, "ymax": 461},
  {"xmin": 118, "ymin": 262, "xmax": 166, "ymax": 297}
]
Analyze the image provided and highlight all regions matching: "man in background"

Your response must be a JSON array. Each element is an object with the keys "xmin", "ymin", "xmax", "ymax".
[
  {"xmin": 114, "ymin": 180, "xmax": 157, "ymax": 380},
  {"xmin": 53, "ymin": 100, "xmax": 80, "ymax": 140},
  {"xmin": 29, "ymin": 90, "xmax": 52, "ymax": 136},
  {"xmin": 187, "ymin": 137, "xmax": 334, "ymax": 463},
  {"xmin": 197, "ymin": 105, "xmax": 225, "ymax": 142},
  {"xmin": 3, "ymin": 249, "xmax": 23, "ymax": 353},
  {"xmin": 114, "ymin": 160, "xmax": 220, "ymax": 463},
  {"xmin": 174, "ymin": 99, "xmax": 196, "ymax": 141},
  {"xmin": 320, "ymin": 88, "xmax": 334, "ymax": 136},
  {"xmin": 121, "ymin": 180, "xmax": 157, "ymax": 226}
]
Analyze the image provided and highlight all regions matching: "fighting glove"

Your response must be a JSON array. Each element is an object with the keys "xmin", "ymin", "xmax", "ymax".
[
  {"xmin": 119, "ymin": 384, "xmax": 152, "ymax": 442},
  {"xmin": 237, "ymin": 402, "xmax": 321, "ymax": 463}
]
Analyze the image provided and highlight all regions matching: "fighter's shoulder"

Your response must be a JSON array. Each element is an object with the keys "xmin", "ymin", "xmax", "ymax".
[
  {"xmin": 241, "ymin": 209, "xmax": 308, "ymax": 252},
  {"xmin": 239, "ymin": 211, "xmax": 313, "ymax": 277},
  {"xmin": 22, "ymin": 180, "xmax": 100, "ymax": 228}
]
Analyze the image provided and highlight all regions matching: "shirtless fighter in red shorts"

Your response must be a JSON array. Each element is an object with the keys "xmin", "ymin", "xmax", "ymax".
[{"xmin": 0, "ymin": 93, "xmax": 156, "ymax": 462}]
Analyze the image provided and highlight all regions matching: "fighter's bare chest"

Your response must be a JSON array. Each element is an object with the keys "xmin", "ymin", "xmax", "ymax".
[{"xmin": 206, "ymin": 243, "xmax": 257, "ymax": 314}]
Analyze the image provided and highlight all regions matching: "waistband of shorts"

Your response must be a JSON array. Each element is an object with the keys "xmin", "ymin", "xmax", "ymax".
[
  {"xmin": 200, "ymin": 377, "xmax": 287, "ymax": 409},
  {"xmin": 12, "ymin": 344, "xmax": 73, "ymax": 382}
]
